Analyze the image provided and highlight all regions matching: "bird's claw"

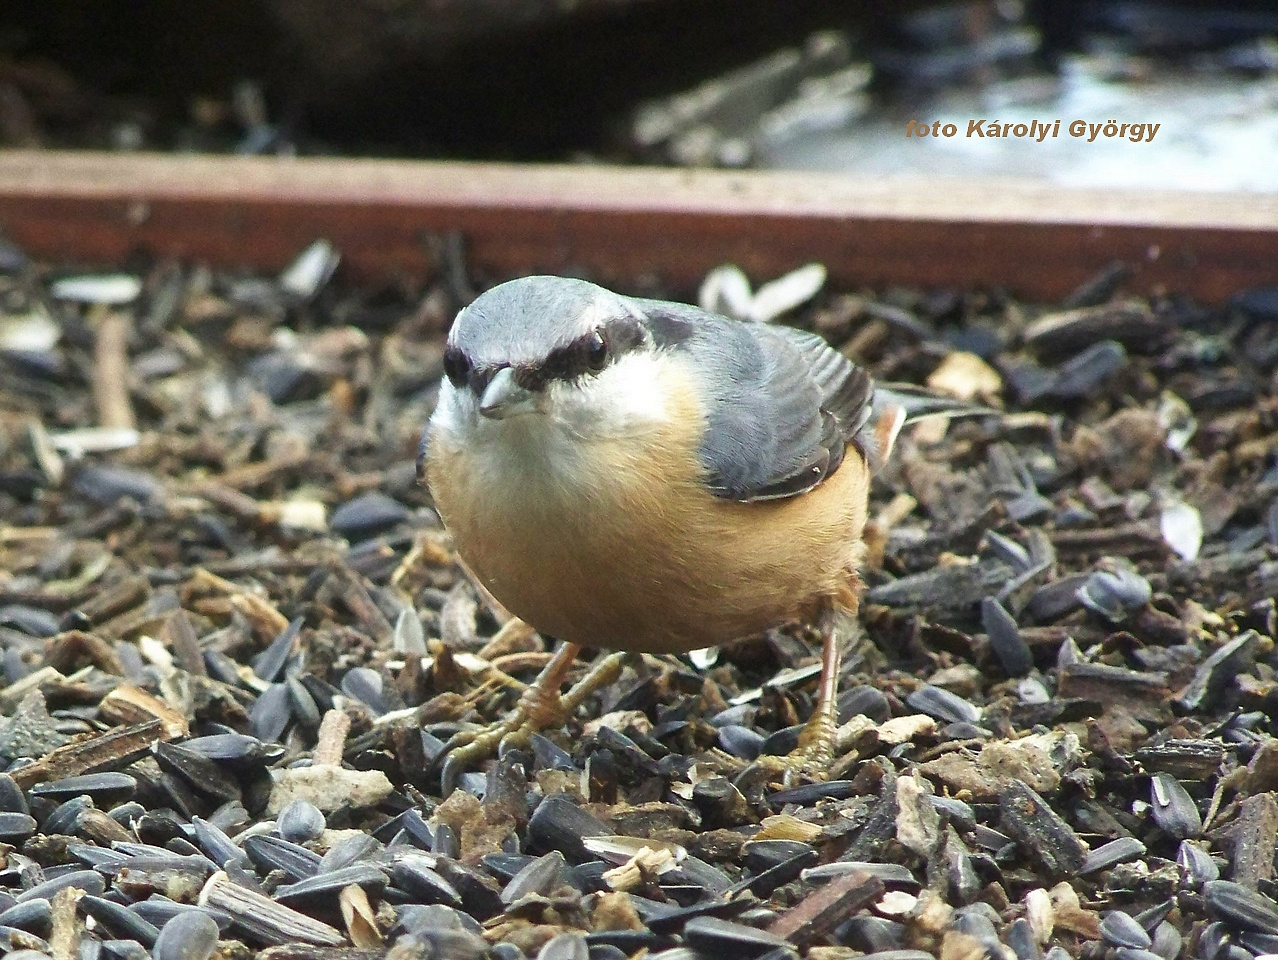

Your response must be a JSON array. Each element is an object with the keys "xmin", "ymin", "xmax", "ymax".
[
  {"xmin": 742, "ymin": 712, "xmax": 838, "ymax": 789},
  {"xmin": 440, "ymin": 701, "xmax": 554, "ymax": 793},
  {"xmin": 437, "ymin": 650, "xmax": 628, "ymax": 793}
]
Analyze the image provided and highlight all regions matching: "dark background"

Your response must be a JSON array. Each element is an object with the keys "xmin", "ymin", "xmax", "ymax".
[{"xmin": 4, "ymin": 1, "xmax": 1278, "ymax": 159}]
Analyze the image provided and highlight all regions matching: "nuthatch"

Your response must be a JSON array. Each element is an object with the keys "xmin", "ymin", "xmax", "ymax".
[{"xmin": 422, "ymin": 275, "xmax": 909, "ymax": 785}]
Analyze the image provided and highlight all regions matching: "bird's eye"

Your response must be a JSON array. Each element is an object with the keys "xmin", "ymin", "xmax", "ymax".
[
  {"xmin": 442, "ymin": 347, "xmax": 471, "ymax": 386},
  {"xmin": 586, "ymin": 331, "xmax": 608, "ymax": 371}
]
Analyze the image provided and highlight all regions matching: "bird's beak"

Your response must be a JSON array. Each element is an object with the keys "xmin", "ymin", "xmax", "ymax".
[{"xmin": 478, "ymin": 366, "xmax": 540, "ymax": 419}]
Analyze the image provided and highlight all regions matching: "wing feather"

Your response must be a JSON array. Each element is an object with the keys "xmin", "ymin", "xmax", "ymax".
[{"xmin": 634, "ymin": 300, "xmax": 873, "ymax": 503}]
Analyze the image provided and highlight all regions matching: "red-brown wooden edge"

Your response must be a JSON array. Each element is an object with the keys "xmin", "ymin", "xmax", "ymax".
[{"xmin": 0, "ymin": 151, "xmax": 1275, "ymax": 303}]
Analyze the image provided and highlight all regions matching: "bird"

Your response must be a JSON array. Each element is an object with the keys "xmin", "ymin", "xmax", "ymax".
[{"xmin": 420, "ymin": 274, "xmax": 914, "ymax": 788}]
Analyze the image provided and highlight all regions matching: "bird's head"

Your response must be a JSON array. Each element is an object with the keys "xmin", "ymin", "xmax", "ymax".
[{"xmin": 430, "ymin": 276, "xmax": 676, "ymax": 442}]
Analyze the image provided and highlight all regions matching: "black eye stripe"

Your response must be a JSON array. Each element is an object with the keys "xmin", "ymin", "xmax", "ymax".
[
  {"xmin": 522, "ymin": 332, "xmax": 608, "ymax": 386},
  {"xmin": 460, "ymin": 316, "xmax": 649, "ymax": 393},
  {"xmin": 542, "ymin": 318, "xmax": 647, "ymax": 382}
]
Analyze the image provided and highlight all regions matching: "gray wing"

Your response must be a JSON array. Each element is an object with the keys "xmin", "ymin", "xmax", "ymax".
[{"xmin": 635, "ymin": 299, "xmax": 873, "ymax": 503}]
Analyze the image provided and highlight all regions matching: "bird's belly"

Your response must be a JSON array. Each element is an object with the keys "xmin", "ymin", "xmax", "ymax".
[{"xmin": 426, "ymin": 427, "xmax": 867, "ymax": 654}]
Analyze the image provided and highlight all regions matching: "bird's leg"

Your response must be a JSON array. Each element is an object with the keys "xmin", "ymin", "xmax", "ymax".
[
  {"xmin": 440, "ymin": 638, "xmax": 626, "ymax": 791},
  {"xmin": 745, "ymin": 592, "xmax": 855, "ymax": 787},
  {"xmin": 790, "ymin": 599, "xmax": 843, "ymax": 771}
]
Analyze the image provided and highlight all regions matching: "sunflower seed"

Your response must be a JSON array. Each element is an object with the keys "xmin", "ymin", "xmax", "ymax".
[
  {"xmin": 330, "ymin": 493, "xmax": 409, "ymax": 541},
  {"xmin": 0, "ymin": 812, "xmax": 37, "ymax": 844},
  {"xmin": 683, "ymin": 917, "xmax": 796, "ymax": 959},
  {"xmin": 528, "ymin": 795, "xmax": 613, "ymax": 863},
  {"xmin": 51, "ymin": 274, "xmax": 142, "ymax": 304},
  {"xmin": 1238, "ymin": 931, "xmax": 1278, "ymax": 956},
  {"xmin": 285, "ymin": 677, "xmax": 321, "ymax": 729},
  {"xmin": 34, "ymin": 772, "xmax": 137, "ymax": 807},
  {"xmin": 925, "ymin": 796, "xmax": 975, "ymax": 831},
  {"xmin": 1081, "ymin": 836, "xmax": 1146, "ymax": 874},
  {"xmin": 252, "ymin": 617, "xmax": 303, "ymax": 684},
  {"xmin": 1101, "ymin": 911, "xmax": 1152, "ymax": 949},
  {"xmin": 198, "ymin": 870, "xmax": 343, "ymax": 947},
  {"xmin": 0, "ymin": 899, "xmax": 50, "ymax": 935},
  {"xmin": 190, "ymin": 817, "xmax": 249, "ymax": 870},
  {"xmin": 502, "ymin": 850, "xmax": 567, "ymax": 903},
  {"xmin": 274, "ymin": 864, "xmax": 389, "ymax": 907},
  {"xmin": 392, "ymin": 903, "xmax": 482, "ymax": 938},
  {"xmin": 67, "ymin": 842, "xmax": 128, "ymax": 869},
  {"xmin": 372, "ymin": 807, "xmax": 434, "ymax": 848},
  {"xmin": 340, "ymin": 667, "xmax": 387, "ymax": 713},
  {"xmin": 953, "ymin": 907, "xmax": 1000, "ymax": 949},
  {"xmin": 0, "ymin": 774, "xmax": 28, "ymax": 813},
  {"xmin": 1077, "ymin": 566, "xmax": 1151, "ymax": 622},
  {"xmin": 0, "ymin": 606, "xmax": 60, "ymax": 637},
  {"xmin": 749, "ymin": 263, "xmax": 827, "ymax": 323},
  {"xmin": 242, "ymin": 835, "xmax": 321, "ymax": 882},
  {"xmin": 537, "ymin": 932, "xmax": 590, "ymax": 960},
  {"xmin": 153, "ymin": 742, "xmax": 242, "ymax": 804},
  {"xmin": 981, "ymin": 597, "xmax": 1033, "ymax": 677},
  {"xmin": 717, "ymin": 725, "xmax": 764, "ymax": 760},
  {"xmin": 278, "ymin": 240, "xmax": 339, "ymax": 300},
  {"xmin": 78, "ymin": 895, "xmax": 160, "ymax": 947},
  {"xmin": 700, "ymin": 265, "xmax": 754, "ymax": 319},
  {"xmin": 1179, "ymin": 840, "xmax": 1220, "ymax": 885},
  {"xmin": 1006, "ymin": 917, "xmax": 1040, "ymax": 960},
  {"xmin": 1151, "ymin": 921, "xmax": 1183, "ymax": 960},
  {"xmin": 71, "ymin": 465, "xmax": 163, "ymax": 505},
  {"xmin": 384, "ymin": 605, "xmax": 426, "ymax": 661},
  {"xmin": 41, "ymin": 795, "xmax": 95, "ymax": 835},
  {"xmin": 391, "ymin": 855, "xmax": 462, "ymax": 905},
  {"xmin": 905, "ymin": 685, "xmax": 981, "ymax": 725},
  {"xmin": 397, "ymin": 926, "xmax": 489, "ymax": 960},
  {"xmin": 838, "ymin": 685, "xmax": 891, "ymax": 723},
  {"xmin": 129, "ymin": 901, "xmax": 232, "ymax": 934},
  {"xmin": 1044, "ymin": 340, "xmax": 1127, "ymax": 399},
  {"xmin": 17, "ymin": 869, "xmax": 105, "ymax": 902},
  {"xmin": 98, "ymin": 940, "xmax": 151, "ymax": 960},
  {"xmin": 150, "ymin": 908, "xmax": 221, "ymax": 960},
  {"xmin": 184, "ymin": 734, "xmax": 284, "ymax": 766},
  {"xmin": 1175, "ymin": 632, "xmax": 1260, "ymax": 712},
  {"xmin": 1204, "ymin": 880, "xmax": 1278, "ymax": 934},
  {"xmin": 250, "ymin": 683, "xmax": 293, "ymax": 743},
  {"xmin": 277, "ymin": 799, "xmax": 325, "ymax": 843},
  {"xmin": 1150, "ymin": 773, "xmax": 1202, "ymax": 839},
  {"xmin": 316, "ymin": 834, "xmax": 384, "ymax": 875},
  {"xmin": 1161, "ymin": 501, "xmax": 1203, "ymax": 561}
]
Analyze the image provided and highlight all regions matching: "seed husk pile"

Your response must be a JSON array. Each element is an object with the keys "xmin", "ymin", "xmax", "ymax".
[{"xmin": 1, "ymin": 241, "xmax": 1278, "ymax": 960}]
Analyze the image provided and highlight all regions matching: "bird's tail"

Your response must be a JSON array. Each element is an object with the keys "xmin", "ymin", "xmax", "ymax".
[{"xmin": 859, "ymin": 383, "xmax": 996, "ymax": 474}]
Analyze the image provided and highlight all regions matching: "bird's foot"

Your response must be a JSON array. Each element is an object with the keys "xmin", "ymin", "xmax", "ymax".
[
  {"xmin": 439, "ymin": 650, "xmax": 626, "ymax": 792},
  {"xmin": 744, "ymin": 710, "xmax": 839, "ymax": 789}
]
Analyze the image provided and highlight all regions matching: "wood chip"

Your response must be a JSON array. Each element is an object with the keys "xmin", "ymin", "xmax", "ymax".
[{"xmin": 767, "ymin": 870, "xmax": 884, "ymax": 947}]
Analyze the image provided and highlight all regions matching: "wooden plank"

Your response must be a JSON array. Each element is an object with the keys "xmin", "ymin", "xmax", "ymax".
[{"xmin": 0, "ymin": 151, "xmax": 1275, "ymax": 302}]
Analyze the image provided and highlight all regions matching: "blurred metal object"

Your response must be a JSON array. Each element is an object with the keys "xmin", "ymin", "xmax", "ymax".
[
  {"xmin": 631, "ymin": 31, "xmax": 871, "ymax": 168},
  {"xmin": 873, "ymin": 0, "xmax": 1040, "ymax": 89}
]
